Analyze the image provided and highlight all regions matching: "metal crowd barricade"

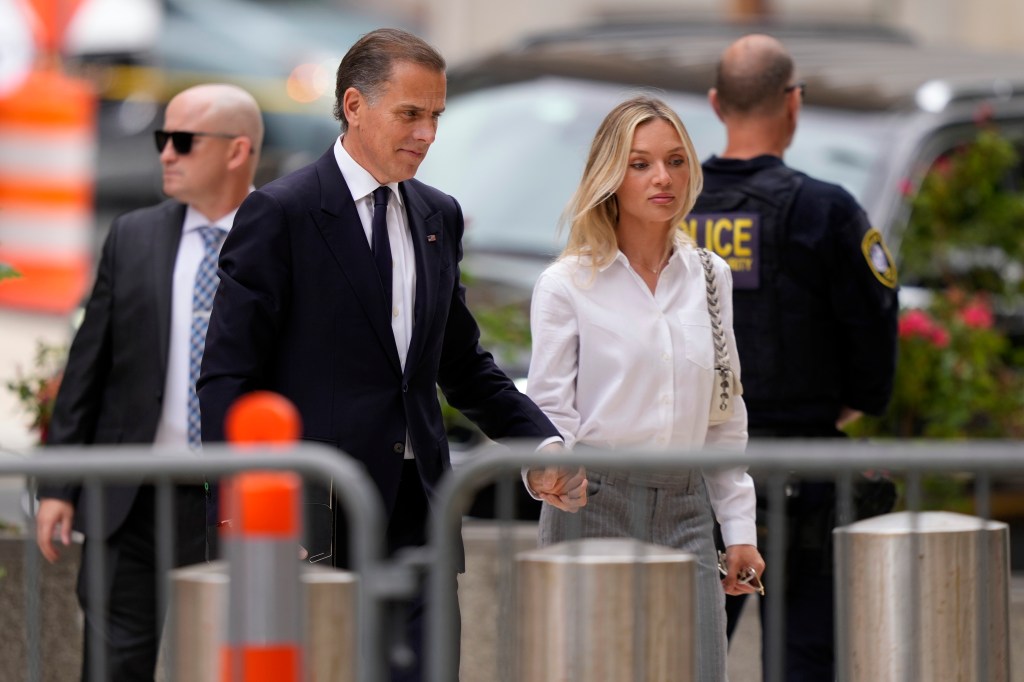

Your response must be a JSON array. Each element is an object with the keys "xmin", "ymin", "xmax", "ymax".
[
  {"xmin": 426, "ymin": 439, "xmax": 1022, "ymax": 682},
  {"xmin": 4, "ymin": 439, "xmax": 1022, "ymax": 681},
  {"xmin": 0, "ymin": 442, "xmax": 390, "ymax": 682}
]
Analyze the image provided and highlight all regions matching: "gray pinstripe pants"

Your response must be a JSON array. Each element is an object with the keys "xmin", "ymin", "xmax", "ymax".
[{"xmin": 538, "ymin": 468, "xmax": 728, "ymax": 681}]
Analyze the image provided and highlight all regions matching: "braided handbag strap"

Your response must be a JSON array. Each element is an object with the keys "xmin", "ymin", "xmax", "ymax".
[
  {"xmin": 696, "ymin": 247, "xmax": 730, "ymax": 371},
  {"xmin": 697, "ymin": 248, "xmax": 738, "ymax": 416}
]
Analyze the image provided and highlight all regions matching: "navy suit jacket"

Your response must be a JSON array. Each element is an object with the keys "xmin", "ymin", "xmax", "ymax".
[{"xmin": 197, "ymin": 148, "xmax": 557, "ymax": 516}]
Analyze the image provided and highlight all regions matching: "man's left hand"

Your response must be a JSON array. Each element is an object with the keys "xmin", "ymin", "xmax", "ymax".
[{"xmin": 527, "ymin": 465, "xmax": 588, "ymax": 513}]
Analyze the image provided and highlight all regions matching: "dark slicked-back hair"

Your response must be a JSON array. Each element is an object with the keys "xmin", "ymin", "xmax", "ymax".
[
  {"xmin": 714, "ymin": 47, "xmax": 794, "ymax": 117},
  {"xmin": 333, "ymin": 28, "xmax": 446, "ymax": 131}
]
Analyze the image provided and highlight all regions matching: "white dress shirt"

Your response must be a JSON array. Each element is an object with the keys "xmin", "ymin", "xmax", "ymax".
[
  {"xmin": 334, "ymin": 137, "xmax": 417, "ymax": 457},
  {"xmin": 526, "ymin": 241, "xmax": 757, "ymax": 546},
  {"xmin": 153, "ymin": 205, "xmax": 238, "ymax": 448}
]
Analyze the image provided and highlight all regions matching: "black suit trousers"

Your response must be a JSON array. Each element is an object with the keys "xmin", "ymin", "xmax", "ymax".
[
  {"xmin": 327, "ymin": 460, "xmax": 460, "ymax": 682},
  {"xmin": 77, "ymin": 485, "xmax": 207, "ymax": 682}
]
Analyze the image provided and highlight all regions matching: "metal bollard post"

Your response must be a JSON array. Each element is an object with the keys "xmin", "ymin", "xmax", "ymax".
[
  {"xmin": 169, "ymin": 563, "xmax": 228, "ymax": 682},
  {"xmin": 835, "ymin": 511, "xmax": 1010, "ymax": 681},
  {"xmin": 168, "ymin": 562, "xmax": 358, "ymax": 682},
  {"xmin": 304, "ymin": 567, "xmax": 359, "ymax": 681},
  {"xmin": 517, "ymin": 538, "xmax": 696, "ymax": 682}
]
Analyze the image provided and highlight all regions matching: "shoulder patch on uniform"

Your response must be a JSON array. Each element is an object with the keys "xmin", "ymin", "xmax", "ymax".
[{"xmin": 860, "ymin": 228, "xmax": 898, "ymax": 289}]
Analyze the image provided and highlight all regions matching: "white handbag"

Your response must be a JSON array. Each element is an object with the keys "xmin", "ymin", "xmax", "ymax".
[{"xmin": 696, "ymin": 248, "xmax": 743, "ymax": 425}]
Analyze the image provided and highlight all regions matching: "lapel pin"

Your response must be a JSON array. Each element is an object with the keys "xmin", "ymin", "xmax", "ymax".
[{"xmin": 427, "ymin": 234, "xmax": 437, "ymax": 243}]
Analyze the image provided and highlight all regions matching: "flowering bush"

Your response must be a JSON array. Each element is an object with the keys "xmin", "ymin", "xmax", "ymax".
[
  {"xmin": 851, "ymin": 122, "xmax": 1024, "ymax": 442},
  {"xmin": 5, "ymin": 341, "xmax": 67, "ymax": 445},
  {"xmin": 849, "ymin": 290, "xmax": 1024, "ymax": 439}
]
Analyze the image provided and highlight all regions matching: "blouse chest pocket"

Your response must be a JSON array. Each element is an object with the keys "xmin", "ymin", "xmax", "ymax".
[{"xmin": 678, "ymin": 310, "xmax": 714, "ymax": 370}]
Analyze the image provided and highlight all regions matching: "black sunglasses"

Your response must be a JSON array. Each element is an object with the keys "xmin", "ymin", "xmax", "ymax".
[
  {"xmin": 784, "ymin": 81, "xmax": 807, "ymax": 99},
  {"xmin": 154, "ymin": 130, "xmax": 239, "ymax": 155}
]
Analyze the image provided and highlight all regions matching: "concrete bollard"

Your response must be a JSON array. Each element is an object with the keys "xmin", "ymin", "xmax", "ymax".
[
  {"xmin": 517, "ymin": 538, "xmax": 696, "ymax": 682},
  {"xmin": 168, "ymin": 562, "xmax": 357, "ymax": 682},
  {"xmin": 835, "ymin": 511, "xmax": 1010, "ymax": 681}
]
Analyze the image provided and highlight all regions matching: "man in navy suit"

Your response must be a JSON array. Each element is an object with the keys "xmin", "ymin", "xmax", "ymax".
[{"xmin": 197, "ymin": 28, "xmax": 585, "ymax": 681}]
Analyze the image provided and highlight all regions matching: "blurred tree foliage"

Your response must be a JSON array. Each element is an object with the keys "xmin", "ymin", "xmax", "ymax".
[
  {"xmin": 0, "ymin": 262, "xmax": 18, "ymax": 281},
  {"xmin": 901, "ymin": 127, "xmax": 1024, "ymax": 298},
  {"xmin": 5, "ymin": 340, "xmax": 67, "ymax": 445}
]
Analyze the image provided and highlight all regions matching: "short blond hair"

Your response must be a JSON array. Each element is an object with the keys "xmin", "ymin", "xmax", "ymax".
[{"xmin": 561, "ymin": 95, "xmax": 703, "ymax": 267}]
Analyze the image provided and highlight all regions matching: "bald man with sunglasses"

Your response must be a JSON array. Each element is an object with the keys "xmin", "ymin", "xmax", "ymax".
[{"xmin": 35, "ymin": 83, "xmax": 263, "ymax": 681}]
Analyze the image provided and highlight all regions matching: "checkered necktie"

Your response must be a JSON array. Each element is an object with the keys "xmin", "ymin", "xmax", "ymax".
[
  {"xmin": 188, "ymin": 226, "xmax": 226, "ymax": 448},
  {"xmin": 371, "ymin": 185, "xmax": 392, "ymax": 311}
]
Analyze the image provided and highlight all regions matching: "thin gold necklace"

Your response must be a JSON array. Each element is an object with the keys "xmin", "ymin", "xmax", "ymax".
[{"xmin": 635, "ymin": 251, "xmax": 671, "ymax": 275}]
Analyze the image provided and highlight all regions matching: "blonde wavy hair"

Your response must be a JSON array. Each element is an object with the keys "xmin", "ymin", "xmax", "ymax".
[{"xmin": 560, "ymin": 95, "xmax": 703, "ymax": 267}]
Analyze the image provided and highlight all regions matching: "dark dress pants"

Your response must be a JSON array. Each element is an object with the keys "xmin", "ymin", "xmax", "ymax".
[
  {"xmin": 725, "ymin": 426, "xmax": 845, "ymax": 682},
  {"xmin": 77, "ymin": 485, "xmax": 207, "ymax": 681},
  {"xmin": 724, "ymin": 482, "xmax": 837, "ymax": 682},
  {"xmin": 331, "ymin": 459, "xmax": 461, "ymax": 682}
]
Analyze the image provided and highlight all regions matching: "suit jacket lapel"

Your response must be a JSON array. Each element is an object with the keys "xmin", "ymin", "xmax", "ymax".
[
  {"xmin": 312, "ymin": 151, "xmax": 402, "ymax": 375},
  {"xmin": 401, "ymin": 182, "xmax": 443, "ymax": 377},
  {"xmin": 154, "ymin": 202, "xmax": 186, "ymax": 377}
]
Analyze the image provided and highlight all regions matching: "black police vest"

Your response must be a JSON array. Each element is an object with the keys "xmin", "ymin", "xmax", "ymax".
[{"xmin": 690, "ymin": 165, "xmax": 833, "ymax": 418}]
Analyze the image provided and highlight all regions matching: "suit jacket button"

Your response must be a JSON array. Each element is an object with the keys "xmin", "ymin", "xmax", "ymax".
[
  {"xmin": 402, "ymin": 384, "xmax": 409, "ymax": 393},
  {"xmin": 393, "ymin": 442, "xmax": 405, "ymax": 454}
]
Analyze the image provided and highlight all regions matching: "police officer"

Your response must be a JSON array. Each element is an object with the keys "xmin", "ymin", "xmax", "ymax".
[{"xmin": 690, "ymin": 34, "xmax": 899, "ymax": 681}]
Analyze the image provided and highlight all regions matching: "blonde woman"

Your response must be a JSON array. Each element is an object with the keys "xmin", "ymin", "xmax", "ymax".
[{"xmin": 526, "ymin": 95, "xmax": 764, "ymax": 679}]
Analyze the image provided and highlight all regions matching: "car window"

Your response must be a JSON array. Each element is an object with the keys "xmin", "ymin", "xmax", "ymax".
[
  {"xmin": 419, "ymin": 77, "xmax": 885, "ymax": 256},
  {"xmin": 785, "ymin": 109, "xmax": 884, "ymax": 202}
]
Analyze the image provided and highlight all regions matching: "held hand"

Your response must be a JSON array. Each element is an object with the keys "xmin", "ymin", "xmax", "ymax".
[
  {"xmin": 527, "ymin": 466, "xmax": 588, "ymax": 513},
  {"xmin": 720, "ymin": 544, "xmax": 765, "ymax": 596},
  {"xmin": 836, "ymin": 406, "xmax": 863, "ymax": 430},
  {"xmin": 36, "ymin": 498, "xmax": 75, "ymax": 564}
]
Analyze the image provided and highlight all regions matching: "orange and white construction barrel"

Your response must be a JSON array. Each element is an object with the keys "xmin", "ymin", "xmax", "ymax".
[{"xmin": 0, "ymin": 65, "xmax": 96, "ymax": 313}]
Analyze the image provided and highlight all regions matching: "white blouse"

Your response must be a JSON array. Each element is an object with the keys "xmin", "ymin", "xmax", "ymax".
[{"xmin": 527, "ymin": 242, "xmax": 757, "ymax": 547}]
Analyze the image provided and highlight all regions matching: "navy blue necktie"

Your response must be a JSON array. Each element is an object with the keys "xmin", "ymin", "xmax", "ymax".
[{"xmin": 372, "ymin": 185, "xmax": 392, "ymax": 311}]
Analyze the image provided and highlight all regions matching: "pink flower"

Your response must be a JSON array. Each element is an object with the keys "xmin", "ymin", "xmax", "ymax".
[
  {"xmin": 899, "ymin": 310, "xmax": 951, "ymax": 348},
  {"xmin": 898, "ymin": 177, "xmax": 914, "ymax": 197},
  {"xmin": 899, "ymin": 309, "xmax": 935, "ymax": 339},
  {"xmin": 960, "ymin": 301, "xmax": 993, "ymax": 329}
]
